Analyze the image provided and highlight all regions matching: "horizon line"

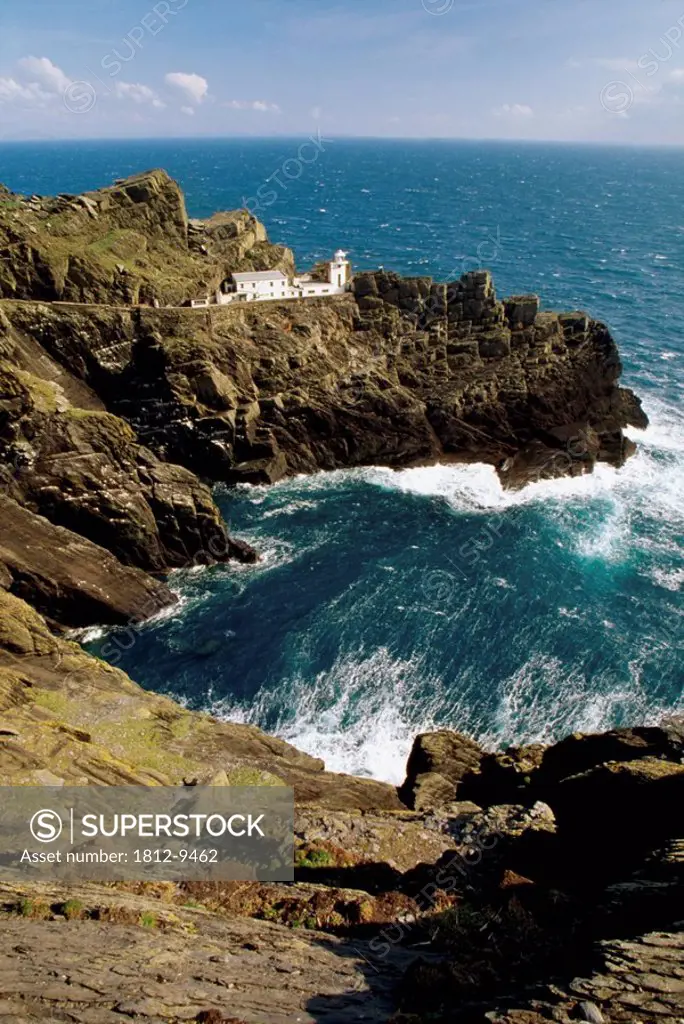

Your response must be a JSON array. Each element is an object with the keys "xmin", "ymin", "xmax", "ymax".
[{"xmin": 0, "ymin": 134, "xmax": 683, "ymax": 151}]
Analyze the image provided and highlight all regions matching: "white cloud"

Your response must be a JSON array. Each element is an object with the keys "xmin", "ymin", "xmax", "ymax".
[
  {"xmin": 17, "ymin": 56, "xmax": 71, "ymax": 94},
  {"xmin": 225, "ymin": 99, "xmax": 280, "ymax": 112},
  {"xmin": 493, "ymin": 103, "xmax": 534, "ymax": 118},
  {"xmin": 114, "ymin": 81, "xmax": 165, "ymax": 108},
  {"xmin": 669, "ymin": 68, "xmax": 684, "ymax": 82},
  {"xmin": 165, "ymin": 72, "xmax": 208, "ymax": 104},
  {"xmin": 0, "ymin": 77, "xmax": 51, "ymax": 105},
  {"xmin": 181, "ymin": 105, "xmax": 195, "ymax": 116}
]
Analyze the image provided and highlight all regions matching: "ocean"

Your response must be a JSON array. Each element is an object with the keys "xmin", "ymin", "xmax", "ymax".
[{"xmin": 2, "ymin": 137, "xmax": 682, "ymax": 784}]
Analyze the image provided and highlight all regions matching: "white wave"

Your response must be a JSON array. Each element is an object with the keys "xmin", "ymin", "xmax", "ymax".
[
  {"xmin": 649, "ymin": 567, "xmax": 684, "ymax": 592},
  {"xmin": 261, "ymin": 498, "xmax": 320, "ymax": 519},
  {"xmin": 211, "ymin": 647, "xmax": 458, "ymax": 784},
  {"xmin": 210, "ymin": 642, "xmax": 684, "ymax": 784},
  {"xmin": 71, "ymin": 625, "xmax": 106, "ymax": 643},
  {"xmin": 574, "ymin": 506, "xmax": 631, "ymax": 563},
  {"xmin": 477, "ymin": 652, "xmax": 684, "ymax": 752},
  {"xmin": 69, "ymin": 589, "xmax": 189, "ymax": 643},
  {"xmin": 363, "ymin": 462, "xmax": 508, "ymax": 511},
  {"xmin": 349, "ymin": 397, "xmax": 684, "ymax": 543}
]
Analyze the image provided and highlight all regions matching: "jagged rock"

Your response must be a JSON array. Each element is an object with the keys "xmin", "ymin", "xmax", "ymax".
[
  {"xmin": 537, "ymin": 722, "xmax": 684, "ymax": 785},
  {"xmin": 0, "ymin": 169, "xmax": 294, "ymax": 307},
  {"xmin": 0, "ymin": 171, "xmax": 647, "ymax": 501},
  {"xmin": 399, "ymin": 730, "xmax": 485, "ymax": 809},
  {"xmin": 0, "ymin": 497, "xmax": 175, "ymax": 627},
  {"xmin": 458, "ymin": 744, "xmax": 547, "ymax": 807},
  {"xmin": 457, "ymin": 723, "xmax": 684, "ymax": 811},
  {"xmin": 504, "ymin": 295, "xmax": 540, "ymax": 327},
  {"xmin": 0, "ymin": 325, "xmax": 254, "ymax": 579},
  {"xmin": 552, "ymin": 758, "xmax": 684, "ymax": 872}
]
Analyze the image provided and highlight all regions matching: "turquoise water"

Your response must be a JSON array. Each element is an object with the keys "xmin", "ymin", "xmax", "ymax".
[{"xmin": 3, "ymin": 139, "xmax": 682, "ymax": 782}]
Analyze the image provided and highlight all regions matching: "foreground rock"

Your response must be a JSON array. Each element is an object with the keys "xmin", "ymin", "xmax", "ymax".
[
  {"xmin": 0, "ymin": 880, "xmax": 422, "ymax": 1023},
  {"xmin": 0, "ymin": 588, "xmax": 402, "ymax": 809},
  {"xmin": 398, "ymin": 730, "xmax": 484, "ymax": 810},
  {"xmin": 400, "ymin": 724, "xmax": 684, "ymax": 891},
  {"xmin": 403, "ymin": 928, "xmax": 684, "ymax": 1023}
]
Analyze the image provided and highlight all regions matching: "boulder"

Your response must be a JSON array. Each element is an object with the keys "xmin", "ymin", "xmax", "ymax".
[
  {"xmin": 551, "ymin": 758, "xmax": 684, "ymax": 878},
  {"xmin": 505, "ymin": 294, "xmax": 540, "ymax": 327},
  {"xmin": 538, "ymin": 722, "xmax": 684, "ymax": 787},
  {"xmin": 399, "ymin": 730, "xmax": 485, "ymax": 809}
]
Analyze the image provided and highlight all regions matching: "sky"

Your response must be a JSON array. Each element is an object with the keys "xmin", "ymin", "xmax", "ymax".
[{"xmin": 1, "ymin": 0, "xmax": 684, "ymax": 144}]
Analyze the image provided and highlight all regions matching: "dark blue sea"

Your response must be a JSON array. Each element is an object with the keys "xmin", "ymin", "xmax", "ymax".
[{"xmin": 2, "ymin": 138, "xmax": 682, "ymax": 782}]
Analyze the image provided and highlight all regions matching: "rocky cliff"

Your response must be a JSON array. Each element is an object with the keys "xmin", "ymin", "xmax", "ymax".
[
  {"xmin": 0, "ymin": 171, "xmax": 673, "ymax": 1024},
  {"xmin": 0, "ymin": 273, "xmax": 647, "ymax": 495},
  {"xmin": 0, "ymin": 169, "xmax": 294, "ymax": 307}
]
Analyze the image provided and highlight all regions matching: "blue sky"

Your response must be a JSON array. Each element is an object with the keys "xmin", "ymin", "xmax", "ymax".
[{"xmin": 1, "ymin": 0, "xmax": 684, "ymax": 143}]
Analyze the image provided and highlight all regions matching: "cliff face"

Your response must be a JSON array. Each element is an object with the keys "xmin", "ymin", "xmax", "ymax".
[
  {"xmin": 0, "ymin": 298, "xmax": 257, "ymax": 628},
  {"xmin": 0, "ymin": 274, "xmax": 646, "ymax": 498},
  {"xmin": 0, "ymin": 169, "xmax": 294, "ymax": 307}
]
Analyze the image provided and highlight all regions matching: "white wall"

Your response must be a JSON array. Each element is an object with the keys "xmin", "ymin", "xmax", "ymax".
[
  {"xmin": 234, "ymin": 276, "xmax": 289, "ymax": 300},
  {"xmin": 210, "ymin": 261, "xmax": 351, "ymax": 307}
]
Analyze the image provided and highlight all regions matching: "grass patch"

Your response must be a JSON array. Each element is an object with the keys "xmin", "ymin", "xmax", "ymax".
[
  {"xmin": 295, "ymin": 846, "xmax": 334, "ymax": 869},
  {"xmin": 18, "ymin": 898, "xmax": 51, "ymax": 920},
  {"xmin": 59, "ymin": 898, "xmax": 85, "ymax": 920},
  {"xmin": 223, "ymin": 766, "xmax": 285, "ymax": 787}
]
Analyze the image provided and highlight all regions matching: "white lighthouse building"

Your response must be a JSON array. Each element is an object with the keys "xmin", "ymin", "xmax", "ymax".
[
  {"xmin": 329, "ymin": 250, "xmax": 351, "ymax": 289},
  {"xmin": 194, "ymin": 251, "xmax": 352, "ymax": 307}
]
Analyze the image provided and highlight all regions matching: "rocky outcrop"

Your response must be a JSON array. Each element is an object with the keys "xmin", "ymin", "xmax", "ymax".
[
  {"xmin": 400, "ymin": 724, "xmax": 684, "ymax": 886},
  {"xmin": 0, "ymin": 169, "xmax": 293, "ymax": 307},
  {"xmin": 0, "ymin": 311, "xmax": 252, "ymax": 576},
  {"xmin": 398, "ymin": 730, "xmax": 485, "ymax": 810},
  {"xmin": 353, "ymin": 269, "xmax": 647, "ymax": 486},
  {"xmin": 537, "ymin": 721, "xmax": 684, "ymax": 783},
  {"xmin": 0, "ymin": 274, "xmax": 647, "ymax": 496},
  {"xmin": 0, "ymin": 496, "xmax": 176, "ymax": 628},
  {"xmin": 0, "ymin": 587, "xmax": 402, "ymax": 809}
]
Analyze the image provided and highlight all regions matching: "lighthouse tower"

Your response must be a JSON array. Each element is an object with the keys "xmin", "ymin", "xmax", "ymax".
[{"xmin": 328, "ymin": 250, "xmax": 351, "ymax": 289}]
